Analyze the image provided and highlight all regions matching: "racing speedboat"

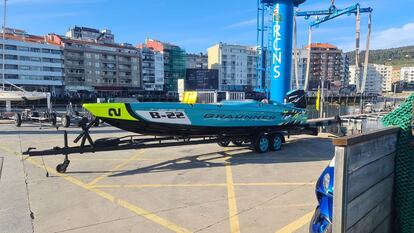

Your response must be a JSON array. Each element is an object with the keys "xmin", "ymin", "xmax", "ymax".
[{"xmin": 83, "ymin": 90, "xmax": 308, "ymax": 137}]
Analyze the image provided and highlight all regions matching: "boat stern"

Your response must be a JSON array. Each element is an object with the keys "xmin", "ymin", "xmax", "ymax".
[{"xmin": 83, "ymin": 103, "xmax": 139, "ymax": 121}]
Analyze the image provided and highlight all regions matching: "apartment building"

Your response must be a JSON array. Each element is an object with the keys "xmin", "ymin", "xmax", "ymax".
[
  {"xmin": 300, "ymin": 43, "xmax": 349, "ymax": 92},
  {"xmin": 0, "ymin": 28, "xmax": 64, "ymax": 94},
  {"xmin": 392, "ymin": 67, "xmax": 401, "ymax": 84},
  {"xmin": 143, "ymin": 39, "xmax": 186, "ymax": 93},
  {"xmin": 47, "ymin": 33, "xmax": 141, "ymax": 93},
  {"xmin": 208, "ymin": 43, "xmax": 257, "ymax": 91},
  {"xmin": 186, "ymin": 53, "xmax": 208, "ymax": 69},
  {"xmin": 66, "ymin": 26, "xmax": 115, "ymax": 44},
  {"xmin": 400, "ymin": 67, "xmax": 414, "ymax": 83},
  {"xmin": 376, "ymin": 65, "xmax": 393, "ymax": 92},
  {"xmin": 140, "ymin": 47, "xmax": 164, "ymax": 91},
  {"xmin": 349, "ymin": 64, "xmax": 389, "ymax": 94}
]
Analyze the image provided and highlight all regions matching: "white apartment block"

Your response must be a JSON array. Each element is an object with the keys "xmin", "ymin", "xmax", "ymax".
[
  {"xmin": 141, "ymin": 47, "xmax": 164, "ymax": 91},
  {"xmin": 0, "ymin": 29, "xmax": 64, "ymax": 94},
  {"xmin": 208, "ymin": 43, "xmax": 257, "ymax": 91},
  {"xmin": 349, "ymin": 64, "xmax": 391, "ymax": 94},
  {"xmin": 376, "ymin": 65, "xmax": 393, "ymax": 92},
  {"xmin": 400, "ymin": 67, "xmax": 414, "ymax": 82}
]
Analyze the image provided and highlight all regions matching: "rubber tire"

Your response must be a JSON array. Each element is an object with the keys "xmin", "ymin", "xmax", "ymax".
[
  {"xmin": 14, "ymin": 113, "xmax": 22, "ymax": 127},
  {"xmin": 217, "ymin": 140, "xmax": 230, "ymax": 147},
  {"xmin": 61, "ymin": 115, "xmax": 71, "ymax": 128},
  {"xmin": 270, "ymin": 134, "xmax": 283, "ymax": 151},
  {"xmin": 232, "ymin": 140, "xmax": 244, "ymax": 146},
  {"xmin": 56, "ymin": 163, "xmax": 67, "ymax": 173},
  {"xmin": 253, "ymin": 133, "xmax": 270, "ymax": 153}
]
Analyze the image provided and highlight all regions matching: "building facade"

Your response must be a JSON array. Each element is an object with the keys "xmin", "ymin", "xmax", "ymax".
[
  {"xmin": 140, "ymin": 47, "xmax": 164, "ymax": 91},
  {"xmin": 299, "ymin": 43, "xmax": 349, "ymax": 92},
  {"xmin": 143, "ymin": 39, "xmax": 186, "ymax": 93},
  {"xmin": 208, "ymin": 43, "xmax": 257, "ymax": 91},
  {"xmin": 0, "ymin": 28, "xmax": 64, "ymax": 94},
  {"xmin": 186, "ymin": 53, "xmax": 208, "ymax": 69},
  {"xmin": 376, "ymin": 65, "xmax": 393, "ymax": 92},
  {"xmin": 47, "ymin": 33, "xmax": 141, "ymax": 94},
  {"xmin": 400, "ymin": 67, "xmax": 414, "ymax": 83},
  {"xmin": 349, "ymin": 64, "xmax": 390, "ymax": 94},
  {"xmin": 392, "ymin": 67, "xmax": 401, "ymax": 84},
  {"xmin": 65, "ymin": 26, "xmax": 115, "ymax": 44}
]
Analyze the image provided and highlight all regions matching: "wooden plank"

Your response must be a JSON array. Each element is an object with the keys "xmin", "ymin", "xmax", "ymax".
[
  {"xmin": 346, "ymin": 175, "xmax": 394, "ymax": 228},
  {"xmin": 347, "ymin": 134, "xmax": 398, "ymax": 173},
  {"xmin": 333, "ymin": 127, "xmax": 400, "ymax": 146},
  {"xmin": 347, "ymin": 153, "xmax": 395, "ymax": 201},
  {"xmin": 333, "ymin": 147, "xmax": 347, "ymax": 233},
  {"xmin": 372, "ymin": 215, "xmax": 393, "ymax": 233},
  {"xmin": 346, "ymin": 195, "xmax": 392, "ymax": 233}
]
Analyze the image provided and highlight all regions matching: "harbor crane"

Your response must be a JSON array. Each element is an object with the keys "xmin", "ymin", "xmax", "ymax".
[{"xmin": 256, "ymin": 0, "xmax": 373, "ymax": 107}]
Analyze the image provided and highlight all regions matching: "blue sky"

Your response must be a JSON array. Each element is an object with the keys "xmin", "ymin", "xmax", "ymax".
[{"xmin": 3, "ymin": 0, "xmax": 414, "ymax": 53}]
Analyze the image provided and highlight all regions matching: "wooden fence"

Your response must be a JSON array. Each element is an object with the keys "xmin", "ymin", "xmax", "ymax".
[{"xmin": 332, "ymin": 127, "xmax": 400, "ymax": 233}]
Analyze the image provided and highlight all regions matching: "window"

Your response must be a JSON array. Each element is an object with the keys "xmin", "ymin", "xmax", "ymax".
[
  {"xmin": 30, "ymin": 48, "xmax": 41, "ymax": 53},
  {"xmin": 95, "ymin": 54, "xmax": 100, "ymax": 59},
  {"xmin": 42, "ymin": 48, "xmax": 51, "ymax": 53},
  {"xmin": 85, "ymin": 53, "xmax": 91, "ymax": 59},
  {"xmin": 5, "ymin": 45, "xmax": 17, "ymax": 50},
  {"xmin": 20, "ymin": 65, "xmax": 30, "ymax": 70},
  {"xmin": 51, "ymin": 50, "xmax": 62, "ymax": 55},
  {"xmin": 18, "ymin": 46, "xmax": 30, "ymax": 52},
  {"xmin": 95, "ymin": 63, "xmax": 100, "ymax": 68},
  {"xmin": 30, "ymin": 57, "xmax": 41, "ymax": 62},
  {"xmin": 5, "ymin": 55, "xmax": 17, "ymax": 60},
  {"xmin": 4, "ymin": 64, "xmax": 17, "ymax": 69},
  {"xmin": 5, "ymin": 74, "xmax": 18, "ymax": 79}
]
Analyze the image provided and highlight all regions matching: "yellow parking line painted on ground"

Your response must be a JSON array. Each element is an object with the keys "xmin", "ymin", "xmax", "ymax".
[
  {"xmin": 224, "ymin": 149, "xmax": 241, "ymax": 233},
  {"xmin": 275, "ymin": 211, "xmax": 314, "ymax": 233},
  {"xmin": 92, "ymin": 182, "xmax": 315, "ymax": 189},
  {"xmin": 23, "ymin": 155, "xmax": 193, "ymax": 233},
  {"xmin": 0, "ymin": 145, "xmax": 191, "ymax": 233},
  {"xmin": 92, "ymin": 183, "xmax": 227, "ymax": 189},
  {"xmin": 88, "ymin": 150, "xmax": 145, "ymax": 186},
  {"xmin": 236, "ymin": 182, "xmax": 315, "ymax": 186}
]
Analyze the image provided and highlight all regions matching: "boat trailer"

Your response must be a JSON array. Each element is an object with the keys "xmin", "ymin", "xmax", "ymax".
[{"xmin": 23, "ymin": 118, "xmax": 321, "ymax": 175}]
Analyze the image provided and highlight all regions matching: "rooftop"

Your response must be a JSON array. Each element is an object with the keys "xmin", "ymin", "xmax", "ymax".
[{"xmin": 306, "ymin": 43, "xmax": 338, "ymax": 50}]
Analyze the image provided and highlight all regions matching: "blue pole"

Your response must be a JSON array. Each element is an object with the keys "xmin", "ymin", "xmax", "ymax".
[{"xmin": 269, "ymin": 0, "xmax": 294, "ymax": 103}]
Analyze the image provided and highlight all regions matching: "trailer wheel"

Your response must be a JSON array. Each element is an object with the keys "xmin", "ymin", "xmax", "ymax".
[
  {"xmin": 232, "ymin": 140, "xmax": 244, "ymax": 146},
  {"xmin": 217, "ymin": 140, "xmax": 230, "ymax": 147},
  {"xmin": 14, "ymin": 113, "xmax": 22, "ymax": 127},
  {"xmin": 270, "ymin": 134, "xmax": 284, "ymax": 151},
  {"xmin": 56, "ymin": 160, "xmax": 70, "ymax": 173},
  {"xmin": 253, "ymin": 133, "xmax": 270, "ymax": 153},
  {"xmin": 61, "ymin": 115, "xmax": 71, "ymax": 128}
]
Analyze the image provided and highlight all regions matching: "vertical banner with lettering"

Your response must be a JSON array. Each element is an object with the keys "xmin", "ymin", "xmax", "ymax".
[{"xmin": 270, "ymin": 0, "xmax": 294, "ymax": 103}]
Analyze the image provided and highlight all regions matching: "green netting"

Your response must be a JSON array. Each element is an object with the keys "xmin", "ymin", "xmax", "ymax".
[{"xmin": 382, "ymin": 94, "xmax": 414, "ymax": 233}]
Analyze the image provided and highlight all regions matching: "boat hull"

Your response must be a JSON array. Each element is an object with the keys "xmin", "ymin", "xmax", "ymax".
[
  {"xmin": 84, "ymin": 101, "xmax": 308, "ymax": 137},
  {"xmin": 0, "ymin": 91, "xmax": 47, "ymax": 101}
]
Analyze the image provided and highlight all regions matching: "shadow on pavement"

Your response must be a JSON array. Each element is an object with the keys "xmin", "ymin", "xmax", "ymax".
[{"xmin": 107, "ymin": 137, "xmax": 334, "ymax": 177}]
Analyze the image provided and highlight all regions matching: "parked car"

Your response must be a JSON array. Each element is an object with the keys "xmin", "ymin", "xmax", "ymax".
[{"xmin": 310, "ymin": 157, "xmax": 334, "ymax": 233}]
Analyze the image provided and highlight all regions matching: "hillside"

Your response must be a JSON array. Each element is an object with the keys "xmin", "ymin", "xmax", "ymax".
[{"xmin": 346, "ymin": 46, "xmax": 414, "ymax": 67}]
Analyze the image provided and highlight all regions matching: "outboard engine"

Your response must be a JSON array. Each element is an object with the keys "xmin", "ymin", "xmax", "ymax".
[{"xmin": 285, "ymin": 89, "xmax": 307, "ymax": 109}]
